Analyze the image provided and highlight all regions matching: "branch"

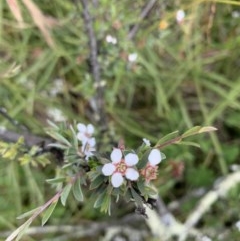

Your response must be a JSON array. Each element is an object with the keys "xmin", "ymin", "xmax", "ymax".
[
  {"xmin": 128, "ymin": 0, "xmax": 157, "ymax": 40},
  {"xmin": 179, "ymin": 170, "xmax": 240, "ymax": 241},
  {"xmin": 1, "ymin": 214, "xmax": 144, "ymax": 240},
  {"xmin": 0, "ymin": 128, "xmax": 52, "ymax": 147},
  {"xmin": 79, "ymin": 0, "xmax": 107, "ymax": 128}
]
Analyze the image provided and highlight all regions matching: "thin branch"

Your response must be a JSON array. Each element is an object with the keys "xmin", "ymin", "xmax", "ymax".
[
  {"xmin": 1, "ymin": 214, "xmax": 144, "ymax": 240},
  {"xmin": 179, "ymin": 170, "xmax": 240, "ymax": 241},
  {"xmin": 0, "ymin": 128, "xmax": 52, "ymax": 147},
  {"xmin": 128, "ymin": 0, "xmax": 157, "ymax": 40},
  {"xmin": 79, "ymin": 0, "xmax": 107, "ymax": 128}
]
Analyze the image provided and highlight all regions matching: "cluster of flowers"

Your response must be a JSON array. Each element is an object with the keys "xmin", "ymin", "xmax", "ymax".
[{"xmin": 76, "ymin": 123, "xmax": 164, "ymax": 188}]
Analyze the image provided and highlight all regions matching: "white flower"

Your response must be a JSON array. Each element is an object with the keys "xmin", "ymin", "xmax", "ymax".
[
  {"xmin": 128, "ymin": 53, "xmax": 138, "ymax": 62},
  {"xmin": 141, "ymin": 149, "xmax": 162, "ymax": 182},
  {"xmin": 143, "ymin": 138, "xmax": 151, "ymax": 147},
  {"xmin": 106, "ymin": 35, "xmax": 117, "ymax": 44},
  {"xmin": 176, "ymin": 9, "xmax": 185, "ymax": 23},
  {"xmin": 102, "ymin": 148, "xmax": 139, "ymax": 188},
  {"xmin": 77, "ymin": 123, "xmax": 95, "ymax": 144},
  {"xmin": 77, "ymin": 123, "xmax": 96, "ymax": 160}
]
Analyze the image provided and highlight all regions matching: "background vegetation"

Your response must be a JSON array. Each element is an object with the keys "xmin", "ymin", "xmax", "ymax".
[{"xmin": 0, "ymin": 0, "xmax": 240, "ymax": 240}]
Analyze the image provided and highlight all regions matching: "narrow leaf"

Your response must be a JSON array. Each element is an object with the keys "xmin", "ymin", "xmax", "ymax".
[
  {"xmin": 156, "ymin": 130, "xmax": 179, "ymax": 145},
  {"xmin": 46, "ymin": 177, "xmax": 66, "ymax": 184},
  {"xmin": 17, "ymin": 207, "xmax": 40, "ymax": 219},
  {"xmin": 6, "ymin": 219, "xmax": 32, "ymax": 241},
  {"xmin": 182, "ymin": 126, "xmax": 202, "ymax": 138},
  {"xmin": 198, "ymin": 126, "xmax": 217, "ymax": 133},
  {"xmin": 72, "ymin": 178, "xmax": 84, "ymax": 202},
  {"xmin": 41, "ymin": 200, "xmax": 58, "ymax": 226},
  {"xmin": 177, "ymin": 141, "xmax": 201, "ymax": 148},
  {"xmin": 60, "ymin": 184, "xmax": 72, "ymax": 206},
  {"xmin": 47, "ymin": 143, "xmax": 68, "ymax": 149},
  {"xmin": 70, "ymin": 125, "xmax": 79, "ymax": 149}
]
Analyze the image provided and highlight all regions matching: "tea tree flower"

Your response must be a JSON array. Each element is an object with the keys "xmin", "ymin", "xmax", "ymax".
[
  {"xmin": 176, "ymin": 9, "xmax": 185, "ymax": 24},
  {"xmin": 102, "ymin": 148, "xmax": 139, "ymax": 188},
  {"xmin": 77, "ymin": 123, "xmax": 96, "ymax": 160},
  {"xmin": 141, "ymin": 149, "xmax": 162, "ymax": 182},
  {"xmin": 77, "ymin": 123, "xmax": 95, "ymax": 144}
]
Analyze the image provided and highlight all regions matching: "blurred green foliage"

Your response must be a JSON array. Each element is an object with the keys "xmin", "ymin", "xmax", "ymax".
[{"xmin": 0, "ymin": 0, "xmax": 240, "ymax": 240}]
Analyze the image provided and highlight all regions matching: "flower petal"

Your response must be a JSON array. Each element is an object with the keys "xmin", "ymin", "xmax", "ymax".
[
  {"xmin": 110, "ymin": 148, "xmax": 122, "ymax": 163},
  {"xmin": 126, "ymin": 168, "xmax": 139, "ymax": 180},
  {"xmin": 111, "ymin": 173, "xmax": 124, "ymax": 188},
  {"xmin": 148, "ymin": 149, "xmax": 161, "ymax": 165},
  {"xmin": 77, "ymin": 123, "xmax": 86, "ymax": 132},
  {"xmin": 87, "ymin": 124, "xmax": 94, "ymax": 135},
  {"xmin": 125, "ymin": 153, "xmax": 139, "ymax": 166},
  {"xmin": 88, "ymin": 137, "xmax": 96, "ymax": 147},
  {"xmin": 102, "ymin": 163, "xmax": 115, "ymax": 176}
]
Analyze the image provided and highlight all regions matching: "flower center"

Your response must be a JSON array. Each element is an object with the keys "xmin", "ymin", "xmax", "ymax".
[{"xmin": 115, "ymin": 159, "xmax": 127, "ymax": 174}]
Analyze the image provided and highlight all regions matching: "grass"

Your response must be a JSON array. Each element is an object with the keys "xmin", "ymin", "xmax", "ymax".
[{"xmin": 0, "ymin": 0, "xmax": 240, "ymax": 240}]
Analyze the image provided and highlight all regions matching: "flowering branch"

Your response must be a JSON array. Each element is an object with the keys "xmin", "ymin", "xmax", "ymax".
[{"xmin": 4, "ymin": 122, "xmax": 217, "ymax": 240}]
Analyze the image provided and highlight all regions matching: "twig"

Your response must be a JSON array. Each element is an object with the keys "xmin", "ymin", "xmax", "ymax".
[
  {"xmin": 1, "ymin": 214, "xmax": 144, "ymax": 240},
  {"xmin": 128, "ymin": 0, "xmax": 157, "ymax": 40},
  {"xmin": 0, "ymin": 128, "xmax": 52, "ymax": 147},
  {"xmin": 79, "ymin": 0, "xmax": 107, "ymax": 128},
  {"xmin": 179, "ymin": 170, "xmax": 240, "ymax": 241}
]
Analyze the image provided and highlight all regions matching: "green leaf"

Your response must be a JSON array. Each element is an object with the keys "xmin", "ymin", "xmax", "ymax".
[
  {"xmin": 177, "ymin": 141, "xmax": 201, "ymax": 148},
  {"xmin": 181, "ymin": 126, "xmax": 202, "ymax": 138},
  {"xmin": 72, "ymin": 178, "xmax": 84, "ymax": 202},
  {"xmin": 47, "ymin": 120, "xmax": 60, "ymax": 130},
  {"xmin": 46, "ymin": 131, "xmax": 71, "ymax": 146},
  {"xmin": 60, "ymin": 184, "xmax": 72, "ymax": 206},
  {"xmin": 182, "ymin": 126, "xmax": 217, "ymax": 138},
  {"xmin": 137, "ymin": 150, "xmax": 150, "ymax": 169},
  {"xmin": 46, "ymin": 177, "xmax": 66, "ymax": 184},
  {"xmin": 156, "ymin": 130, "xmax": 179, "ymax": 145},
  {"xmin": 130, "ymin": 187, "xmax": 143, "ymax": 207},
  {"xmin": 47, "ymin": 143, "xmax": 68, "ymax": 150},
  {"xmin": 41, "ymin": 200, "xmax": 58, "ymax": 226},
  {"xmin": 90, "ymin": 174, "xmax": 105, "ymax": 190},
  {"xmin": 94, "ymin": 189, "xmax": 107, "ymax": 209},
  {"xmin": 70, "ymin": 125, "xmax": 79, "ymax": 150},
  {"xmin": 17, "ymin": 207, "xmax": 40, "ymax": 220}
]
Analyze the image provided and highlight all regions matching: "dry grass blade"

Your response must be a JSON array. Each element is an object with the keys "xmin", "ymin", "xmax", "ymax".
[
  {"xmin": 6, "ymin": 0, "xmax": 25, "ymax": 28},
  {"xmin": 22, "ymin": 0, "xmax": 56, "ymax": 48}
]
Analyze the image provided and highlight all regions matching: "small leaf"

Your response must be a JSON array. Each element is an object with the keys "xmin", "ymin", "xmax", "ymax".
[
  {"xmin": 6, "ymin": 219, "xmax": 32, "ymax": 241},
  {"xmin": 70, "ymin": 125, "xmax": 79, "ymax": 149},
  {"xmin": 60, "ymin": 184, "xmax": 72, "ymax": 206},
  {"xmin": 17, "ymin": 207, "xmax": 40, "ymax": 219},
  {"xmin": 47, "ymin": 143, "xmax": 68, "ymax": 150},
  {"xmin": 156, "ymin": 130, "xmax": 179, "ymax": 145},
  {"xmin": 130, "ymin": 187, "xmax": 143, "ymax": 207},
  {"xmin": 47, "ymin": 120, "xmax": 60, "ymax": 130},
  {"xmin": 94, "ymin": 189, "xmax": 107, "ymax": 209},
  {"xmin": 41, "ymin": 200, "xmax": 58, "ymax": 226},
  {"xmin": 137, "ymin": 150, "xmax": 150, "ymax": 169},
  {"xmin": 72, "ymin": 178, "xmax": 84, "ymax": 202},
  {"xmin": 90, "ymin": 174, "xmax": 105, "ymax": 190},
  {"xmin": 46, "ymin": 177, "xmax": 66, "ymax": 184},
  {"xmin": 177, "ymin": 141, "xmax": 201, "ymax": 148},
  {"xmin": 182, "ymin": 126, "xmax": 202, "ymax": 138},
  {"xmin": 198, "ymin": 126, "xmax": 217, "ymax": 133},
  {"xmin": 46, "ymin": 131, "xmax": 71, "ymax": 146}
]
